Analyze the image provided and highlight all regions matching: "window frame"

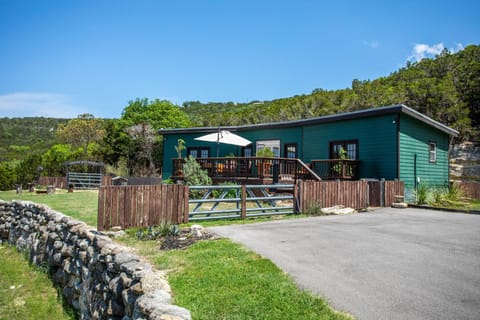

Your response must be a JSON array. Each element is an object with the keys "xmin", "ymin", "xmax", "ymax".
[
  {"xmin": 329, "ymin": 140, "xmax": 358, "ymax": 160},
  {"xmin": 186, "ymin": 147, "xmax": 210, "ymax": 159},
  {"xmin": 284, "ymin": 143, "xmax": 298, "ymax": 159},
  {"xmin": 242, "ymin": 146, "xmax": 253, "ymax": 157},
  {"xmin": 429, "ymin": 141, "xmax": 437, "ymax": 163}
]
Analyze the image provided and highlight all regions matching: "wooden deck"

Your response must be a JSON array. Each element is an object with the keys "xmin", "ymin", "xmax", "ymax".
[{"xmin": 172, "ymin": 157, "xmax": 359, "ymax": 182}]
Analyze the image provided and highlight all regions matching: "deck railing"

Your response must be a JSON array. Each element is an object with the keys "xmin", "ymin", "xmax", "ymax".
[
  {"xmin": 172, "ymin": 157, "xmax": 321, "ymax": 182},
  {"xmin": 310, "ymin": 159, "xmax": 360, "ymax": 180}
]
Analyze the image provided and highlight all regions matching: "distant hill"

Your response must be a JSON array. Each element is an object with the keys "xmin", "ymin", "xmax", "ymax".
[
  {"xmin": 182, "ymin": 44, "xmax": 480, "ymax": 142},
  {"xmin": 1, "ymin": 45, "xmax": 478, "ymax": 164},
  {"xmin": 0, "ymin": 117, "xmax": 69, "ymax": 161}
]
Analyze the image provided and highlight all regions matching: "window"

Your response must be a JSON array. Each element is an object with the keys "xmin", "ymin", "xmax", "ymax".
[
  {"xmin": 284, "ymin": 143, "xmax": 297, "ymax": 158},
  {"xmin": 330, "ymin": 140, "xmax": 358, "ymax": 159},
  {"xmin": 242, "ymin": 146, "xmax": 252, "ymax": 157},
  {"xmin": 256, "ymin": 140, "xmax": 281, "ymax": 157},
  {"xmin": 187, "ymin": 147, "xmax": 210, "ymax": 158},
  {"xmin": 429, "ymin": 142, "xmax": 437, "ymax": 163}
]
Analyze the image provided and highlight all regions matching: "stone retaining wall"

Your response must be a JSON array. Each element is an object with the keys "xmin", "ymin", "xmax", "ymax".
[{"xmin": 0, "ymin": 200, "xmax": 191, "ymax": 320}]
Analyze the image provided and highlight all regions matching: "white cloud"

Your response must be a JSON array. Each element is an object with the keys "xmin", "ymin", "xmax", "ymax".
[
  {"xmin": 408, "ymin": 42, "xmax": 464, "ymax": 62},
  {"xmin": 363, "ymin": 40, "xmax": 380, "ymax": 49},
  {"xmin": 0, "ymin": 92, "xmax": 83, "ymax": 118}
]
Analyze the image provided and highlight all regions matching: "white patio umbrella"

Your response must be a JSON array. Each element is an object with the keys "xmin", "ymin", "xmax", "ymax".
[{"xmin": 195, "ymin": 130, "xmax": 251, "ymax": 157}]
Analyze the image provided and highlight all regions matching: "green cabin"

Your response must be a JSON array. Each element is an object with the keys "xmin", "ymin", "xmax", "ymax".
[{"xmin": 159, "ymin": 104, "xmax": 458, "ymax": 200}]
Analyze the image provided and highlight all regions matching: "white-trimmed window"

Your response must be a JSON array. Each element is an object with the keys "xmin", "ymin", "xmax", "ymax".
[{"xmin": 429, "ymin": 142, "xmax": 437, "ymax": 163}]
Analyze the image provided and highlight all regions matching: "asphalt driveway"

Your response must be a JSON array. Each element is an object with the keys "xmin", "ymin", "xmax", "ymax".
[{"xmin": 209, "ymin": 208, "xmax": 480, "ymax": 320}]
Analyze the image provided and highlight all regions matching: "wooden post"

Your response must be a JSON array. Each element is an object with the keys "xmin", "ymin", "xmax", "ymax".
[{"xmin": 241, "ymin": 184, "xmax": 247, "ymax": 219}]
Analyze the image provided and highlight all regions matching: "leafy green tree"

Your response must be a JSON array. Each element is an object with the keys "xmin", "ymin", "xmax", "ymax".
[
  {"xmin": 117, "ymin": 98, "xmax": 192, "ymax": 176},
  {"xmin": 0, "ymin": 161, "xmax": 18, "ymax": 190},
  {"xmin": 56, "ymin": 114, "xmax": 105, "ymax": 159},
  {"xmin": 120, "ymin": 98, "xmax": 191, "ymax": 129},
  {"xmin": 41, "ymin": 144, "xmax": 80, "ymax": 176},
  {"xmin": 16, "ymin": 154, "xmax": 42, "ymax": 186},
  {"xmin": 99, "ymin": 119, "xmax": 130, "ymax": 166}
]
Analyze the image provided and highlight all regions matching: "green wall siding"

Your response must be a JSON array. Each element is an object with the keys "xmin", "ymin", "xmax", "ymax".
[
  {"xmin": 399, "ymin": 114, "xmax": 450, "ymax": 190},
  {"xmin": 161, "ymin": 127, "xmax": 302, "ymax": 179},
  {"xmin": 162, "ymin": 112, "xmax": 452, "ymax": 185},
  {"xmin": 303, "ymin": 114, "xmax": 398, "ymax": 179}
]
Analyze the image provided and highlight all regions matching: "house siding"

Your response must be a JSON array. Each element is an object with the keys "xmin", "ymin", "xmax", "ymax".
[
  {"xmin": 303, "ymin": 114, "xmax": 398, "ymax": 179},
  {"xmin": 399, "ymin": 114, "xmax": 450, "ymax": 193},
  {"xmin": 161, "ymin": 127, "xmax": 303, "ymax": 179}
]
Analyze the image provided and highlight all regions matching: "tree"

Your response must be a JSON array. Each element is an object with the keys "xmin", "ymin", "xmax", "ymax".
[
  {"xmin": 0, "ymin": 161, "xmax": 18, "ymax": 190},
  {"xmin": 120, "ymin": 98, "xmax": 191, "ymax": 129},
  {"xmin": 16, "ymin": 154, "xmax": 42, "ymax": 186},
  {"xmin": 41, "ymin": 144, "xmax": 81, "ymax": 176},
  {"xmin": 125, "ymin": 123, "xmax": 158, "ymax": 176},
  {"xmin": 56, "ymin": 114, "xmax": 105, "ymax": 159},
  {"xmin": 118, "ymin": 99, "xmax": 192, "ymax": 176}
]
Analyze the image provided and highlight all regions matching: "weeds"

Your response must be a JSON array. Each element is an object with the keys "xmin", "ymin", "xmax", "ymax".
[
  {"xmin": 415, "ymin": 183, "xmax": 430, "ymax": 205},
  {"xmin": 304, "ymin": 202, "xmax": 325, "ymax": 216},
  {"xmin": 136, "ymin": 222, "xmax": 180, "ymax": 240}
]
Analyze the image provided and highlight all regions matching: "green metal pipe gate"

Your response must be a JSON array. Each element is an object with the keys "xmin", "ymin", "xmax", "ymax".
[{"xmin": 188, "ymin": 184, "xmax": 296, "ymax": 221}]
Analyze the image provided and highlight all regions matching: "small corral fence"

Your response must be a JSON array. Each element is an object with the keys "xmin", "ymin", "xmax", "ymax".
[
  {"xmin": 67, "ymin": 172, "xmax": 103, "ymax": 189},
  {"xmin": 97, "ymin": 180, "xmax": 405, "ymax": 230},
  {"xmin": 38, "ymin": 176, "xmax": 68, "ymax": 189}
]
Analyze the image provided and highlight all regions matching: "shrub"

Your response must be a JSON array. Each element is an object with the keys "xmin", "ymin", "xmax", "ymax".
[
  {"xmin": 136, "ymin": 223, "xmax": 180, "ymax": 240},
  {"xmin": 183, "ymin": 156, "xmax": 212, "ymax": 186},
  {"xmin": 446, "ymin": 183, "xmax": 463, "ymax": 201},
  {"xmin": 415, "ymin": 183, "xmax": 430, "ymax": 205},
  {"xmin": 211, "ymin": 182, "xmax": 239, "ymax": 199},
  {"xmin": 304, "ymin": 201, "xmax": 325, "ymax": 216}
]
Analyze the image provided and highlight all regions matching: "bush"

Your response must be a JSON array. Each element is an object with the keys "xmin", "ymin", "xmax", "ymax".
[
  {"xmin": 304, "ymin": 201, "xmax": 325, "ymax": 216},
  {"xmin": 183, "ymin": 156, "xmax": 212, "ymax": 186},
  {"xmin": 415, "ymin": 183, "xmax": 431, "ymax": 205},
  {"xmin": 136, "ymin": 223, "xmax": 180, "ymax": 240},
  {"xmin": 211, "ymin": 182, "xmax": 239, "ymax": 199},
  {"xmin": 446, "ymin": 183, "xmax": 463, "ymax": 201}
]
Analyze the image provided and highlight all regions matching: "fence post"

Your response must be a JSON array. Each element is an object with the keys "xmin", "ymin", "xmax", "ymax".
[
  {"xmin": 183, "ymin": 185, "xmax": 190, "ymax": 223},
  {"xmin": 241, "ymin": 185, "xmax": 247, "ymax": 219}
]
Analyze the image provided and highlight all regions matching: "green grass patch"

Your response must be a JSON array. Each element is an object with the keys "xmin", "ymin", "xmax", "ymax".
[
  {"xmin": 0, "ymin": 189, "xmax": 98, "ymax": 226},
  {"xmin": 118, "ymin": 235, "xmax": 351, "ymax": 320},
  {"xmin": 0, "ymin": 245, "xmax": 76, "ymax": 320},
  {"xmin": 470, "ymin": 200, "xmax": 480, "ymax": 210}
]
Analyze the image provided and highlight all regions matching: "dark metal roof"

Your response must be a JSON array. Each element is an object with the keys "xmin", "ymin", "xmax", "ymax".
[{"xmin": 159, "ymin": 104, "xmax": 459, "ymax": 137}]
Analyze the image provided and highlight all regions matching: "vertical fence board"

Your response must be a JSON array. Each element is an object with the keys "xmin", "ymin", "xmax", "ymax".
[
  {"xmin": 297, "ymin": 180, "xmax": 400, "ymax": 213},
  {"xmin": 97, "ymin": 186, "xmax": 105, "ymax": 231},
  {"xmin": 458, "ymin": 182, "xmax": 480, "ymax": 200}
]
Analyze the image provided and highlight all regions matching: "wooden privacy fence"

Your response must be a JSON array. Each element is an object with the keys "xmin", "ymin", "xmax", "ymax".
[
  {"xmin": 457, "ymin": 181, "xmax": 480, "ymax": 199},
  {"xmin": 368, "ymin": 180, "xmax": 405, "ymax": 206},
  {"xmin": 98, "ymin": 180, "xmax": 405, "ymax": 230},
  {"xmin": 298, "ymin": 180, "xmax": 405, "ymax": 212},
  {"xmin": 97, "ymin": 185, "xmax": 189, "ymax": 231},
  {"xmin": 298, "ymin": 180, "xmax": 369, "ymax": 211}
]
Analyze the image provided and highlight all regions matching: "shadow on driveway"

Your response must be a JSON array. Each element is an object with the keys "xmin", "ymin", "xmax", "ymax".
[{"xmin": 209, "ymin": 208, "xmax": 480, "ymax": 320}]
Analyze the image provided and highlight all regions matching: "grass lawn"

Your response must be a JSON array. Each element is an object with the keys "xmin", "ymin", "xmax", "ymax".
[
  {"xmin": 0, "ymin": 189, "xmax": 98, "ymax": 226},
  {"xmin": 118, "ymin": 236, "xmax": 351, "ymax": 320},
  {"xmin": 0, "ymin": 245, "xmax": 75, "ymax": 320},
  {"xmin": 471, "ymin": 200, "xmax": 480, "ymax": 210}
]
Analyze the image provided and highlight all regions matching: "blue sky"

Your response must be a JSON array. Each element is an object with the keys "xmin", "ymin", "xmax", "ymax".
[{"xmin": 1, "ymin": 0, "xmax": 479, "ymax": 118}]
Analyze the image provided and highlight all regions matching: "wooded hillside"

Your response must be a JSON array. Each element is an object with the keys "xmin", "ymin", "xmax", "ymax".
[
  {"xmin": 182, "ymin": 44, "xmax": 480, "ymax": 142},
  {"xmin": 0, "ymin": 117, "xmax": 68, "ymax": 162}
]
